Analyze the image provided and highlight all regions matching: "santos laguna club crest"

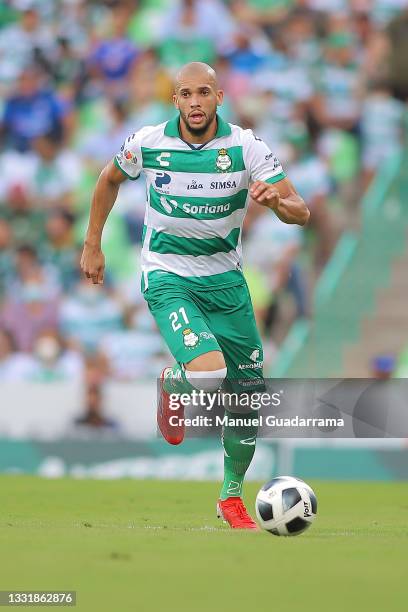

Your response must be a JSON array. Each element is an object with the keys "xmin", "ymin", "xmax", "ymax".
[
  {"xmin": 216, "ymin": 148, "xmax": 232, "ymax": 172},
  {"xmin": 183, "ymin": 328, "xmax": 199, "ymax": 348}
]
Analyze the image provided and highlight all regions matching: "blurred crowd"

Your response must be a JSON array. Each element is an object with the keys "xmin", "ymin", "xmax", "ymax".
[{"xmin": 1, "ymin": 0, "xmax": 408, "ymax": 387}]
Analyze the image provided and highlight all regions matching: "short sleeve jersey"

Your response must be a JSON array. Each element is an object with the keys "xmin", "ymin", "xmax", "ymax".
[{"xmin": 114, "ymin": 114, "xmax": 286, "ymax": 290}]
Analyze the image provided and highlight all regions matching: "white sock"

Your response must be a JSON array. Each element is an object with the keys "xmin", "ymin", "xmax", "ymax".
[{"xmin": 185, "ymin": 367, "xmax": 227, "ymax": 392}]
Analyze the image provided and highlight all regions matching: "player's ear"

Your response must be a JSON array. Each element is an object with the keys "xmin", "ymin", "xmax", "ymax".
[
  {"xmin": 173, "ymin": 93, "xmax": 179, "ymax": 109},
  {"xmin": 216, "ymin": 89, "xmax": 224, "ymax": 106}
]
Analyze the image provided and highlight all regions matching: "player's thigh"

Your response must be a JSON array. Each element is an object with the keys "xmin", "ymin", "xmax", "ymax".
[
  {"xmin": 209, "ymin": 283, "xmax": 264, "ymax": 391},
  {"xmin": 144, "ymin": 285, "xmax": 221, "ymax": 364}
]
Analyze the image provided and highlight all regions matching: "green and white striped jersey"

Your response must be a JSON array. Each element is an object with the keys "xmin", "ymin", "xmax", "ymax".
[{"xmin": 114, "ymin": 114, "xmax": 286, "ymax": 290}]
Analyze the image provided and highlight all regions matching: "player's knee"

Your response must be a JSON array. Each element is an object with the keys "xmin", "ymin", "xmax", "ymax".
[
  {"xmin": 184, "ymin": 352, "xmax": 227, "ymax": 392},
  {"xmin": 186, "ymin": 350, "xmax": 226, "ymax": 372},
  {"xmin": 184, "ymin": 367, "xmax": 227, "ymax": 392},
  {"xmin": 184, "ymin": 352, "xmax": 227, "ymax": 391}
]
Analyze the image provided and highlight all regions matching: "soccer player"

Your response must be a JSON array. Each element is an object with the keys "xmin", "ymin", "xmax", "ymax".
[{"xmin": 81, "ymin": 62, "xmax": 309, "ymax": 529}]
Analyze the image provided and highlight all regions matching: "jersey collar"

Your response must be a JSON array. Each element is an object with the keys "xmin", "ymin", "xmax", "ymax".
[{"xmin": 164, "ymin": 113, "xmax": 231, "ymax": 140}]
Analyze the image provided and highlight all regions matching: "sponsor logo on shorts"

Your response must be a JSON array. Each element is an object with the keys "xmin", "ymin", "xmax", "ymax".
[
  {"xmin": 199, "ymin": 331, "xmax": 216, "ymax": 340},
  {"xmin": 238, "ymin": 361, "xmax": 263, "ymax": 370},
  {"xmin": 237, "ymin": 378, "xmax": 265, "ymax": 387},
  {"xmin": 250, "ymin": 349, "xmax": 260, "ymax": 362},
  {"xmin": 238, "ymin": 349, "xmax": 263, "ymax": 370}
]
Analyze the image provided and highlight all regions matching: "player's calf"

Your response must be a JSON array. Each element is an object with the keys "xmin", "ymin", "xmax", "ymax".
[
  {"xmin": 157, "ymin": 367, "xmax": 185, "ymax": 445},
  {"xmin": 157, "ymin": 354, "xmax": 227, "ymax": 445}
]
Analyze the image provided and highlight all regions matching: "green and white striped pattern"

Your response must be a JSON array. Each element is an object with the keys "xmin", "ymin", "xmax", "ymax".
[{"xmin": 114, "ymin": 115, "xmax": 286, "ymax": 289}]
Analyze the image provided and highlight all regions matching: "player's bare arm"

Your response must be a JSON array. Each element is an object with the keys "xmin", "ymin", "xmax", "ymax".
[
  {"xmin": 250, "ymin": 177, "xmax": 310, "ymax": 226},
  {"xmin": 80, "ymin": 160, "xmax": 127, "ymax": 284}
]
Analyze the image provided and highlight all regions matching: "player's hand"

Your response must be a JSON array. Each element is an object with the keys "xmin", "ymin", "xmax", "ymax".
[
  {"xmin": 250, "ymin": 181, "xmax": 280, "ymax": 210},
  {"xmin": 80, "ymin": 242, "xmax": 105, "ymax": 285}
]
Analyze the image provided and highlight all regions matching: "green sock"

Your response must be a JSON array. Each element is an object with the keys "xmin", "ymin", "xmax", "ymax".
[
  {"xmin": 163, "ymin": 363, "xmax": 195, "ymax": 395},
  {"xmin": 220, "ymin": 409, "xmax": 258, "ymax": 500}
]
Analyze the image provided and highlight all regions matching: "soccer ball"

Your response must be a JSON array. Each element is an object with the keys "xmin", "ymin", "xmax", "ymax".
[{"xmin": 255, "ymin": 476, "xmax": 317, "ymax": 536}]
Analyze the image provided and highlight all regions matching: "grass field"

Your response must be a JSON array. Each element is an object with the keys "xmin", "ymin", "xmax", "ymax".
[{"xmin": 0, "ymin": 476, "xmax": 407, "ymax": 611}]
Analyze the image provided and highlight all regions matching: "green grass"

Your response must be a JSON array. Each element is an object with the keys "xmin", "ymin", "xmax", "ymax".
[{"xmin": 0, "ymin": 477, "xmax": 407, "ymax": 611}]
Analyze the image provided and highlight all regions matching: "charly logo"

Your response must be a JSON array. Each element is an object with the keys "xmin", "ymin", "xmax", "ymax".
[
  {"xmin": 216, "ymin": 148, "xmax": 232, "ymax": 172},
  {"xmin": 187, "ymin": 179, "xmax": 203, "ymax": 190},
  {"xmin": 155, "ymin": 172, "xmax": 171, "ymax": 192},
  {"xmin": 183, "ymin": 328, "xmax": 199, "ymax": 348},
  {"xmin": 160, "ymin": 196, "xmax": 178, "ymax": 214},
  {"xmin": 156, "ymin": 152, "xmax": 171, "ymax": 167}
]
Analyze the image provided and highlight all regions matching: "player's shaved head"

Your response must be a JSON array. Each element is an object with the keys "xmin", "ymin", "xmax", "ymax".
[{"xmin": 175, "ymin": 62, "xmax": 218, "ymax": 91}]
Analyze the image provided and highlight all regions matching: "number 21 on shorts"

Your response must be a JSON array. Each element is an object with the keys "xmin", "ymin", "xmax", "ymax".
[{"xmin": 169, "ymin": 307, "xmax": 190, "ymax": 332}]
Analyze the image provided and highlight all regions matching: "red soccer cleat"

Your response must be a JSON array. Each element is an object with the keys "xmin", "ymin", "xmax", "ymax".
[
  {"xmin": 217, "ymin": 497, "xmax": 259, "ymax": 530},
  {"xmin": 157, "ymin": 367, "xmax": 185, "ymax": 445}
]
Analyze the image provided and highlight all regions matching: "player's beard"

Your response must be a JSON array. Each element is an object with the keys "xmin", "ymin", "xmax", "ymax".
[{"xmin": 180, "ymin": 107, "xmax": 217, "ymax": 138}]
